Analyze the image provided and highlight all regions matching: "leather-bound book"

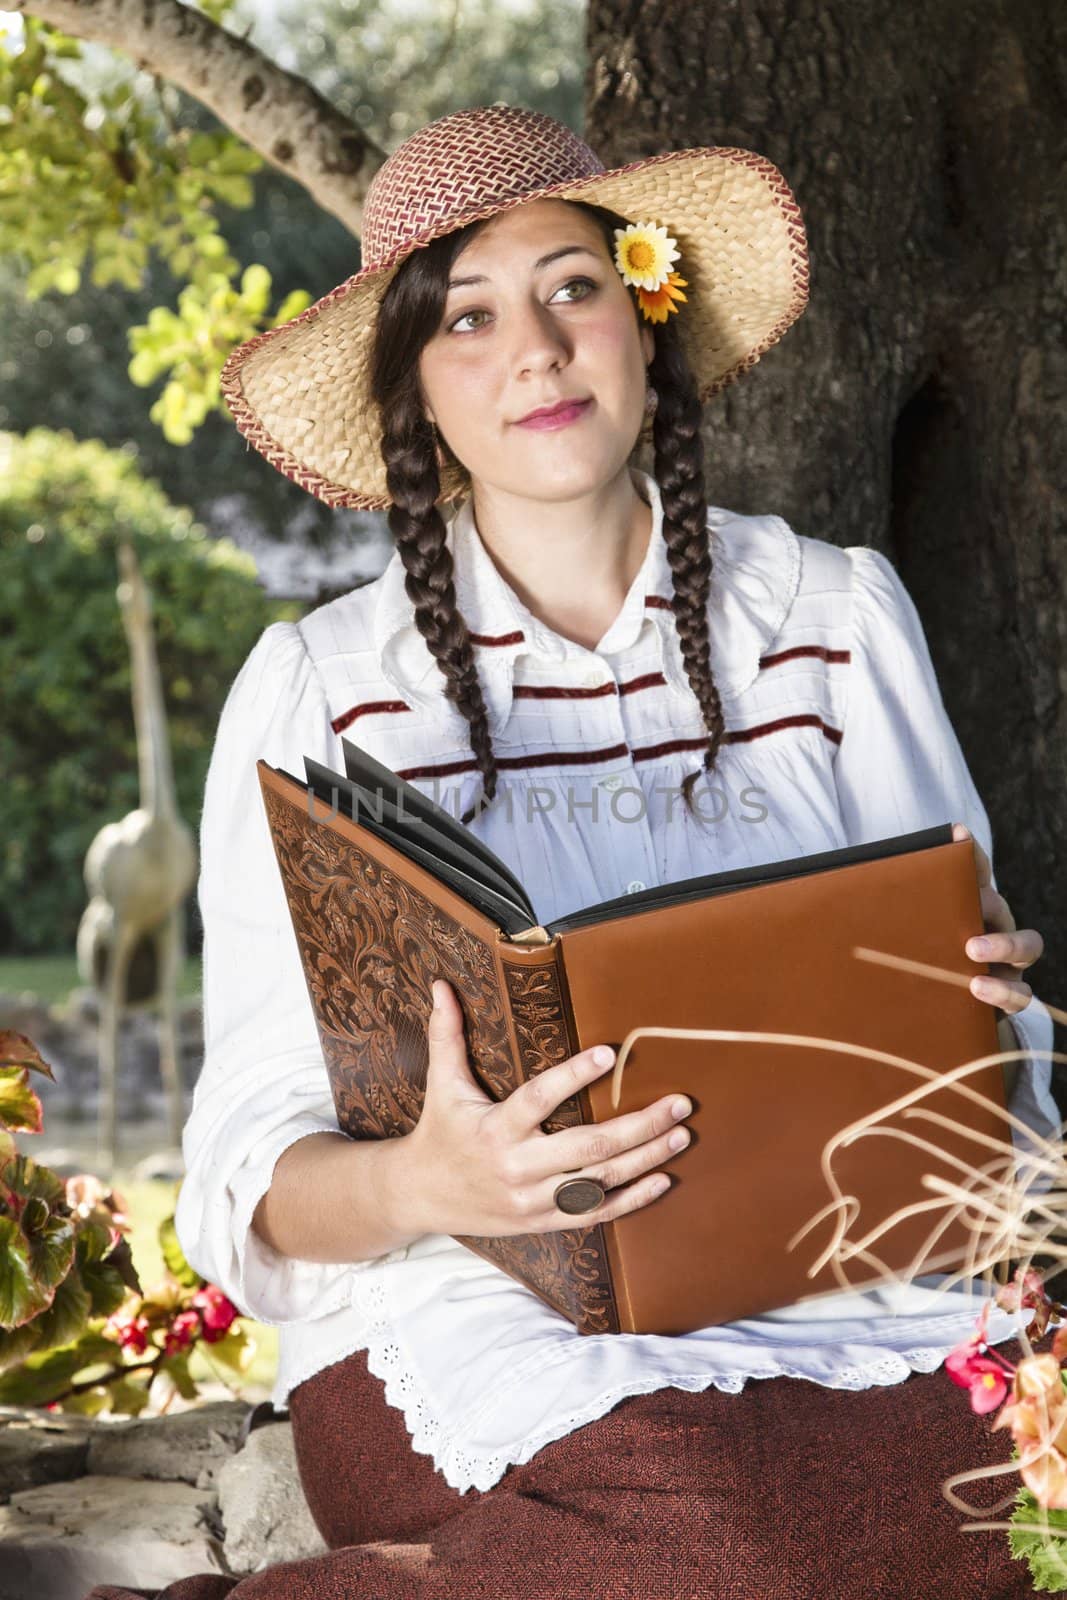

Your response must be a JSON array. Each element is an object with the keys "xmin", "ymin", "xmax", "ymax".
[{"xmin": 255, "ymin": 740, "xmax": 1007, "ymax": 1336}]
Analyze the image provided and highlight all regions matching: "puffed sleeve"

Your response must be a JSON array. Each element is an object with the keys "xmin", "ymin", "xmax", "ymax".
[
  {"xmin": 833, "ymin": 546, "xmax": 1060, "ymax": 1158},
  {"xmin": 173, "ymin": 621, "xmax": 407, "ymax": 1325}
]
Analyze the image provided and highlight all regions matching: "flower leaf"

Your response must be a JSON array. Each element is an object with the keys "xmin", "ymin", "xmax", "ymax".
[
  {"xmin": 0, "ymin": 1215, "xmax": 50, "ymax": 1329},
  {"xmin": 0, "ymin": 1032, "xmax": 56, "ymax": 1082},
  {"xmin": 158, "ymin": 1215, "xmax": 200, "ymax": 1289},
  {"xmin": 1009, "ymin": 1488, "xmax": 1067, "ymax": 1591},
  {"xmin": 0, "ymin": 1067, "xmax": 43, "ymax": 1133}
]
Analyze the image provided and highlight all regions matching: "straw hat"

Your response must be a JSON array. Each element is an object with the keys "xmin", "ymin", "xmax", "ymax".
[{"xmin": 218, "ymin": 102, "xmax": 809, "ymax": 512}]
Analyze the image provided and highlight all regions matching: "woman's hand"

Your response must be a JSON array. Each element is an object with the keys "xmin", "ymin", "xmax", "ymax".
[
  {"xmin": 952, "ymin": 822, "xmax": 1044, "ymax": 1018},
  {"xmin": 392, "ymin": 978, "xmax": 693, "ymax": 1241}
]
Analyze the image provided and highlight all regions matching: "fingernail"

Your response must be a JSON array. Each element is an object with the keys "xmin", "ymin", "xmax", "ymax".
[
  {"xmin": 671, "ymin": 1098, "xmax": 692, "ymax": 1120},
  {"xmin": 592, "ymin": 1046, "xmax": 615, "ymax": 1068},
  {"xmin": 972, "ymin": 976, "xmax": 995, "ymax": 997},
  {"xmin": 968, "ymin": 938, "xmax": 991, "ymax": 958},
  {"xmin": 668, "ymin": 1127, "xmax": 690, "ymax": 1151}
]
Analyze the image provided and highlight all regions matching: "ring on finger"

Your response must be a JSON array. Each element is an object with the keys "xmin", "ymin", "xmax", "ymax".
[{"xmin": 553, "ymin": 1175, "xmax": 607, "ymax": 1214}]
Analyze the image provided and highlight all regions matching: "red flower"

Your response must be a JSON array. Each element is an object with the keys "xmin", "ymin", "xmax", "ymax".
[
  {"xmin": 945, "ymin": 1305, "xmax": 1016, "ymax": 1416},
  {"xmin": 163, "ymin": 1308, "xmax": 202, "ymax": 1358},
  {"xmin": 945, "ymin": 1343, "xmax": 1011, "ymax": 1414},
  {"xmin": 191, "ymin": 1284, "xmax": 238, "ymax": 1344},
  {"xmin": 103, "ymin": 1308, "xmax": 150, "ymax": 1357}
]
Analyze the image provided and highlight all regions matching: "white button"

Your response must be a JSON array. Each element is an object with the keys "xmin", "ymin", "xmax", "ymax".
[
  {"xmin": 599, "ymin": 775, "xmax": 625, "ymax": 790},
  {"xmin": 626, "ymin": 880, "xmax": 647, "ymax": 894},
  {"xmin": 583, "ymin": 671, "xmax": 604, "ymax": 688}
]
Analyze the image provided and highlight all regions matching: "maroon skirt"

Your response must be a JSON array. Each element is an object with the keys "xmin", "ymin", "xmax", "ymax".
[{"xmin": 86, "ymin": 1337, "xmax": 1035, "ymax": 1600}]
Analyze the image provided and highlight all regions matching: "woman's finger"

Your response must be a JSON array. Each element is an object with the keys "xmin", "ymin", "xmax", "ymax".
[
  {"xmin": 970, "ymin": 974, "xmax": 1033, "ymax": 1013},
  {"xmin": 966, "ymin": 928, "xmax": 1044, "ymax": 970}
]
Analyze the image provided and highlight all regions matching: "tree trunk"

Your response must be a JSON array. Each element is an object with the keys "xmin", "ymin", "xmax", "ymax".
[{"xmin": 586, "ymin": 0, "xmax": 1067, "ymax": 1072}]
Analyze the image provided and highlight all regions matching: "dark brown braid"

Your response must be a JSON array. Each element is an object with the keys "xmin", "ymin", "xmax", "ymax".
[
  {"xmin": 643, "ymin": 293, "xmax": 726, "ymax": 813},
  {"xmin": 369, "ymin": 201, "xmax": 725, "ymax": 828},
  {"xmin": 370, "ymin": 230, "xmax": 500, "ymax": 827}
]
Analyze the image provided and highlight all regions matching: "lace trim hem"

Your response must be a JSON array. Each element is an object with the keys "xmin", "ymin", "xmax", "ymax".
[{"xmin": 343, "ymin": 1267, "xmax": 991, "ymax": 1496}]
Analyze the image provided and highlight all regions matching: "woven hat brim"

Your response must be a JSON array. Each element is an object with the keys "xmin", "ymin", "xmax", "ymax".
[{"xmin": 219, "ymin": 144, "xmax": 809, "ymax": 512}]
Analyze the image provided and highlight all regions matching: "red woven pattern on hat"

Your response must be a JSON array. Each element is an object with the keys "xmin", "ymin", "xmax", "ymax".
[{"xmin": 362, "ymin": 104, "xmax": 605, "ymax": 267}]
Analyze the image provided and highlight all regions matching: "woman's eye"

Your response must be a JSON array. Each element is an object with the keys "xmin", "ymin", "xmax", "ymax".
[
  {"xmin": 447, "ymin": 276, "xmax": 597, "ymax": 334},
  {"xmin": 552, "ymin": 275, "xmax": 597, "ymax": 304}
]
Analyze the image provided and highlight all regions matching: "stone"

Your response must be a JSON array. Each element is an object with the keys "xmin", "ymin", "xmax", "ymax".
[
  {"xmin": 0, "ymin": 1474, "xmax": 229, "ymax": 1599},
  {"xmin": 87, "ymin": 1399, "xmax": 251, "ymax": 1490},
  {"xmin": 0, "ymin": 1418, "xmax": 91, "ymax": 1502},
  {"xmin": 217, "ymin": 1421, "xmax": 328, "ymax": 1573}
]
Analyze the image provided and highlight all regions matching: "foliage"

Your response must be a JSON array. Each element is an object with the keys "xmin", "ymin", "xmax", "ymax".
[
  {"xmin": 0, "ymin": 14, "xmax": 312, "ymax": 446},
  {"xmin": 0, "ymin": 1028, "xmax": 254, "ymax": 1415},
  {"xmin": 0, "ymin": 1029, "xmax": 135, "ymax": 1371},
  {"xmin": 1008, "ymin": 1488, "xmax": 1067, "ymax": 1592},
  {"xmin": 0, "ymin": 2, "xmax": 584, "ymax": 462},
  {"xmin": 0, "ymin": 426, "xmax": 294, "ymax": 955}
]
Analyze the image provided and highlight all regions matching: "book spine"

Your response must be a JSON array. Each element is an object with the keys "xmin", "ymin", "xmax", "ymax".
[{"xmin": 451, "ymin": 939, "xmax": 621, "ymax": 1336}]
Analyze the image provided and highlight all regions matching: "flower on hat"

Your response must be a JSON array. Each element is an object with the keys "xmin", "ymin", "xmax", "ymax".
[{"xmin": 613, "ymin": 221, "xmax": 689, "ymax": 324}]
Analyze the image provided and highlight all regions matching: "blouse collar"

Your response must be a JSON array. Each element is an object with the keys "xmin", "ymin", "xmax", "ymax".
[{"xmin": 371, "ymin": 466, "xmax": 800, "ymax": 740}]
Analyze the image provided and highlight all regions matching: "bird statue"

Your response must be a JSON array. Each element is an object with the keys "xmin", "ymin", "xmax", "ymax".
[{"xmin": 76, "ymin": 540, "xmax": 198, "ymax": 1177}]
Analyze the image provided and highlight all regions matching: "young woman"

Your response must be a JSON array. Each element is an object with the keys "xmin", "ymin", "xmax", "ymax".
[{"xmin": 88, "ymin": 103, "xmax": 1056, "ymax": 1600}]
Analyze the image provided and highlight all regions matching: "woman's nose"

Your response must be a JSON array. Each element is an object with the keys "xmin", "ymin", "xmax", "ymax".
[{"xmin": 510, "ymin": 298, "xmax": 572, "ymax": 374}]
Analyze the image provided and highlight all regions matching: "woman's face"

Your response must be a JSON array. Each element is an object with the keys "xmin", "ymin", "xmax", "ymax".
[{"xmin": 418, "ymin": 199, "xmax": 655, "ymax": 502}]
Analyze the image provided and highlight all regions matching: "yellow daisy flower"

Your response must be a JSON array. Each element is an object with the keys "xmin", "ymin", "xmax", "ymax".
[
  {"xmin": 636, "ymin": 271, "xmax": 689, "ymax": 325},
  {"xmin": 613, "ymin": 221, "xmax": 680, "ymax": 289}
]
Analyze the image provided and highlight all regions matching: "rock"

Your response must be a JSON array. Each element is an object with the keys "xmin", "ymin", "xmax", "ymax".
[
  {"xmin": 0, "ymin": 1474, "xmax": 229, "ymax": 1599},
  {"xmin": 87, "ymin": 1400, "xmax": 251, "ymax": 1490},
  {"xmin": 0, "ymin": 1418, "xmax": 91, "ymax": 1503},
  {"xmin": 217, "ymin": 1421, "xmax": 328, "ymax": 1573}
]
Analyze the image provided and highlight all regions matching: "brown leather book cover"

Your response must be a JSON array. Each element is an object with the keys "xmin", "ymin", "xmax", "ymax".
[{"xmin": 256, "ymin": 756, "xmax": 1008, "ymax": 1336}]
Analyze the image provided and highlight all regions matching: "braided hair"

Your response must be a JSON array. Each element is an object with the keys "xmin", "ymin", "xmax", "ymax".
[{"xmin": 369, "ymin": 201, "xmax": 725, "ymax": 828}]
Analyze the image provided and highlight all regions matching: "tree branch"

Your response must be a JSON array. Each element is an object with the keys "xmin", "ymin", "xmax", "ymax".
[{"xmin": 12, "ymin": 0, "xmax": 385, "ymax": 236}]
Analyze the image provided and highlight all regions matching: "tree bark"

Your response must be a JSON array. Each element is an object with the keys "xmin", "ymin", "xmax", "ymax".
[
  {"xmin": 13, "ymin": 0, "xmax": 384, "ymax": 233},
  {"xmin": 587, "ymin": 0, "xmax": 1067, "ymax": 1029}
]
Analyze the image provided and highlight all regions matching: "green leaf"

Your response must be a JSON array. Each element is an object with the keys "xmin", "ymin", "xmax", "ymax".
[
  {"xmin": 0, "ymin": 1067, "xmax": 43, "ymax": 1133},
  {"xmin": 80, "ymin": 1258, "xmax": 128, "ymax": 1320},
  {"xmin": 0, "ymin": 1215, "xmax": 48, "ymax": 1328},
  {"xmin": 0, "ymin": 1321, "xmax": 42, "ymax": 1374},
  {"xmin": 158, "ymin": 1215, "xmax": 200, "ymax": 1289},
  {"xmin": 27, "ymin": 1266, "xmax": 91, "ymax": 1353},
  {"xmin": 60, "ymin": 1385, "xmax": 110, "ymax": 1417},
  {"xmin": 0, "ymin": 1033, "xmax": 56, "ymax": 1083},
  {"xmin": 202, "ymin": 1324, "xmax": 255, "ymax": 1375},
  {"xmin": 25, "ymin": 1212, "xmax": 77, "ymax": 1298},
  {"xmin": 0, "ymin": 1333, "xmax": 116, "ymax": 1407},
  {"xmin": 157, "ymin": 1350, "xmax": 198, "ymax": 1401},
  {"xmin": 1008, "ymin": 1489, "xmax": 1067, "ymax": 1591},
  {"xmin": 5, "ymin": 1152, "xmax": 67, "ymax": 1213},
  {"xmin": 106, "ymin": 1372, "xmax": 152, "ymax": 1416}
]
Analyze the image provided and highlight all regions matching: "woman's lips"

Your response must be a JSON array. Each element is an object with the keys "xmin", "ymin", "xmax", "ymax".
[{"xmin": 515, "ymin": 398, "xmax": 593, "ymax": 430}]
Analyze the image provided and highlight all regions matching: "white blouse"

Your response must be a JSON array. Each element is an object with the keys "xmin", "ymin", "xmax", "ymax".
[{"xmin": 175, "ymin": 467, "xmax": 1057, "ymax": 1494}]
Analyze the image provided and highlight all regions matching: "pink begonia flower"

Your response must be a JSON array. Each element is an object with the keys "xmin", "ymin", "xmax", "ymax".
[
  {"xmin": 191, "ymin": 1284, "xmax": 239, "ymax": 1344},
  {"xmin": 103, "ymin": 1307, "xmax": 150, "ymax": 1357},
  {"xmin": 163, "ymin": 1308, "xmax": 202, "ymax": 1358},
  {"xmin": 992, "ymin": 1354, "xmax": 1067, "ymax": 1510},
  {"xmin": 945, "ymin": 1342, "xmax": 1011, "ymax": 1414}
]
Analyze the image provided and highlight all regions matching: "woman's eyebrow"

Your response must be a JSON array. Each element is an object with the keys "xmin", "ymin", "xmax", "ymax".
[{"xmin": 446, "ymin": 244, "xmax": 601, "ymax": 292}]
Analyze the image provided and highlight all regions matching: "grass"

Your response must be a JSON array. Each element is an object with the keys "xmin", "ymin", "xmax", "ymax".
[{"xmin": 0, "ymin": 953, "xmax": 203, "ymax": 1007}]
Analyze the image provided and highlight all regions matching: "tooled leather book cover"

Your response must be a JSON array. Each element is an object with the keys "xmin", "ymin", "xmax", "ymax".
[{"xmin": 256, "ymin": 758, "xmax": 1011, "ymax": 1339}]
